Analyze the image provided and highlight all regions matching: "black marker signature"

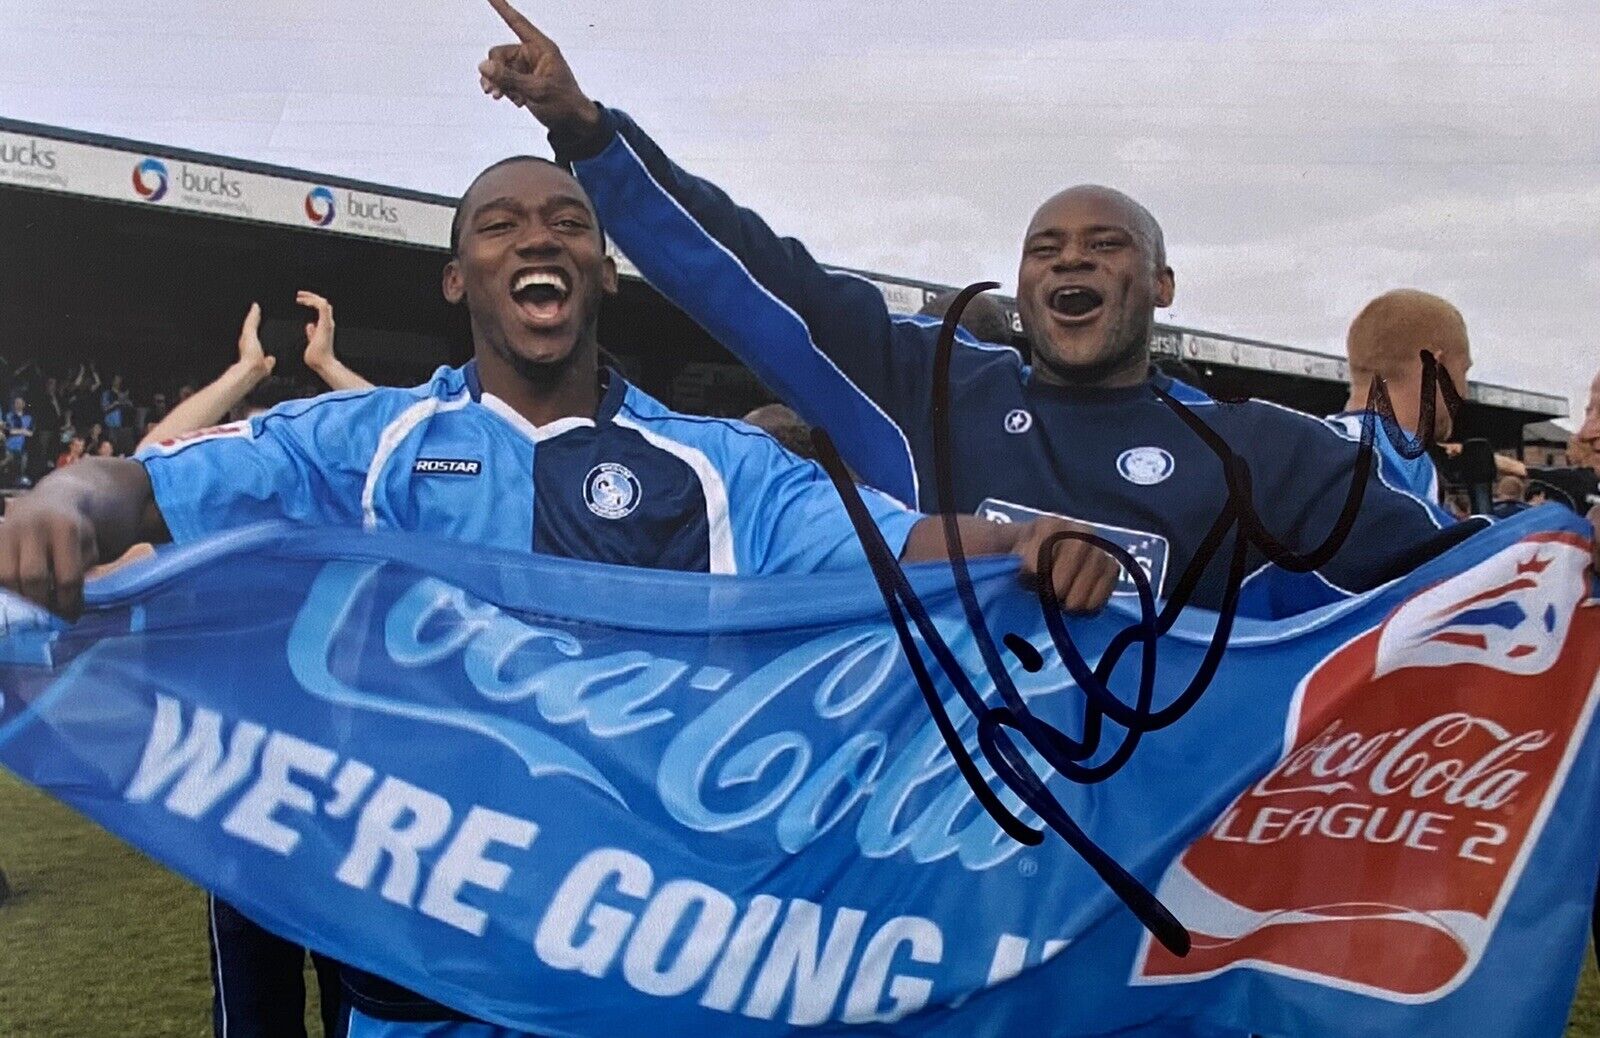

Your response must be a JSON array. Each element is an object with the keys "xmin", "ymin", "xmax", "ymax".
[{"xmin": 814, "ymin": 282, "xmax": 1468, "ymax": 956}]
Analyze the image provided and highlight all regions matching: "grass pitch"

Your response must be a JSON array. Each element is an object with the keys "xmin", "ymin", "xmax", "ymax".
[
  {"xmin": 0, "ymin": 772, "xmax": 327, "ymax": 1037},
  {"xmin": 0, "ymin": 770, "xmax": 1594, "ymax": 1036}
]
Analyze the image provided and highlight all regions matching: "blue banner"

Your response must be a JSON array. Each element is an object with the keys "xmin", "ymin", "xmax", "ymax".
[{"xmin": 1, "ymin": 508, "xmax": 1597, "ymax": 1037}]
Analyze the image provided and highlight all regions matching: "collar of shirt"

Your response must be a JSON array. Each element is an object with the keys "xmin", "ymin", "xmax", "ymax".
[
  {"xmin": 461, "ymin": 359, "xmax": 629, "ymax": 427},
  {"xmin": 1023, "ymin": 368, "xmax": 1174, "ymax": 408}
]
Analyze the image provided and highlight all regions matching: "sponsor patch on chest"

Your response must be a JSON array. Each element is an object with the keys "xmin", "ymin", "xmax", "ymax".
[
  {"xmin": 977, "ymin": 497, "xmax": 1170, "ymax": 599},
  {"xmin": 413, "ymin": 458, "xmax": 482, "ymax": 476}
]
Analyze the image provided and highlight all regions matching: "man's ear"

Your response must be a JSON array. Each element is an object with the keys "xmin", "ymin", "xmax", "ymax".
[
  {"xmin": 1155, "ymin": 266, "xmax": 1176, "ymax": 309},
  {"xmin": 601, "ymin": 255, "xmax": 619, "ymax": 296},
  {"xmin": 442, "ymin": 259, "xmax": 465, "ymax": 305}
]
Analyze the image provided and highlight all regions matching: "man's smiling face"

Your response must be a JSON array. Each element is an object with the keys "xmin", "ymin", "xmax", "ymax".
[
  {"xmin": 444, "ymin": 158, "xmax": 617, "ymax": 376},
  {"xmin": 1016, "ymin": 186, "xmax": 1174, "ymax": 387}
]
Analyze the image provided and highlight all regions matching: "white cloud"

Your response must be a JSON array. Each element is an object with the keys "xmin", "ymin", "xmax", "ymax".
[{"xmin": 1, "ymin": 0, "xmax": 1595, "ymax": 413}]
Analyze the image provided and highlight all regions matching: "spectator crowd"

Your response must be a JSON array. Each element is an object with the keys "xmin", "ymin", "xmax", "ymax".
[
  {"xmin": 0, "ymin": 291, "xmax": 364, "ymax": 491},
  {"xmin": 1, "ymin": 361, "xmax": 160, "ymax": 486}
]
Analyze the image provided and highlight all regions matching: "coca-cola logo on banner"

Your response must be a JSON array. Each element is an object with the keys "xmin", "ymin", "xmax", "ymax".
[{"xmin": 1134, "ymin": 533, "xmax": 1600, "ymax": 1002}]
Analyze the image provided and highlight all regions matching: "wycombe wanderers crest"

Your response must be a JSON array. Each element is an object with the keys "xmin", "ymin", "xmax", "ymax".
[
  {"xmin": 584, "ymin": 462, "xmax": 641, "ymax": 519},
  {"xmin": 1117, "ymin": 446, "xmax": 1175, "ymax": 486},
  {"xmin": 1134, "ymin": 532, "xmax": 1600, "ymax": 1001}
]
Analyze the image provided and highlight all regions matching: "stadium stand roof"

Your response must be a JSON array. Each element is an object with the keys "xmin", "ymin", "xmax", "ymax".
[{"xmin": 0, "ymin": 115, "xmax": 1568, "ymax": 436}]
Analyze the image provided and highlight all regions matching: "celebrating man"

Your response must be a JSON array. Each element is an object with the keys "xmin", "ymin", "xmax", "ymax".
[
  {"xmin": 473, "ymin": 0, "xmax": 1600, "ymax": 616},
  {"xmin": 0, "ymin": 125, "xmax": 1120, "ymax": 1037}
]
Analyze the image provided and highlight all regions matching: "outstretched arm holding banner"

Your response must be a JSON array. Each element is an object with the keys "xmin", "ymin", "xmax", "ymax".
[
  {"xmin": 0, "ymin": 412, "xmax": 1122, "ymax": 623},
  {"xmin": 0, "ymin": 458, "xmax": 165, "ymax": 619}
]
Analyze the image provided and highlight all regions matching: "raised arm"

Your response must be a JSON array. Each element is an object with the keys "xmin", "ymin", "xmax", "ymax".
[
  {"xmin": 475, "ymin": 0, "xmax": 935, "ymax": 505},
  {"xmin": 298, "ymin": 291, "xmax": 373, "ymax": 393},
  {"xmin": 138, "ymin": 303, "xmax": 275, "ymax": 450},
  {"xmin": 719, "ymin": 424, "xmax": 1117, "ymax": 613}
]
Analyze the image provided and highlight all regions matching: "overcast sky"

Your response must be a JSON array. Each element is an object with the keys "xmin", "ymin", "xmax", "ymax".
[{"xmin": 2, "ymin": 0, "xmax": 1595, "ymax": 414}]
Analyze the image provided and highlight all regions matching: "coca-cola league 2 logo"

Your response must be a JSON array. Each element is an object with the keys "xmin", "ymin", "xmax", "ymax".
[{"xmin": 1136, "ymin": 533, "xmax": 1600, "ymax": 1001}]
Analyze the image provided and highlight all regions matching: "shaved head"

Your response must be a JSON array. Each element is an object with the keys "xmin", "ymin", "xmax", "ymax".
[
  {"xmin": 451, "ymin": 155, "xmax": 605, "ymax": 256},
  {"xmin": 1569, "ymin": 366, "xmax": 1600, "ymax": 471},
  {"xmin": 1029, "ymin": 185, "xmax": 1167, "ymax": 270},
  {"xmin": 1344, "ymin": 288, "xmax": 1472, "ymax": 440},
  {"xmin": 1346, "ymin": 289, "xmax": 1469, "ymax": 381},
  {"xmin": 743, "ymin": 403, "xmax": 817, "ymax": 459},
  {"xmin": 1016, "ymin": 183, "xmax": 1174, "ymax": 387}
]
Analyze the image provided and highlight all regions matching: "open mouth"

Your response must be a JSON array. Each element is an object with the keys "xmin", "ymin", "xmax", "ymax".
[
  {"xmin": 1048, "ymin": 286, "xmax": 1105, "ymax": 322},
  {"xmin": 510, "ymin": 267, "xmax": 572, "ymax": 324}
]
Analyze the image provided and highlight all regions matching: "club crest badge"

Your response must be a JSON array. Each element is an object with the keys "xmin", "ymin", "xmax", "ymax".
[
  {"xmin": 584, "ymin": 463, "xmax": 641, "ymax": 519},
  {"xmin": 1117, "ymin": 446, "xmax": 1175, "ymax": 486}
]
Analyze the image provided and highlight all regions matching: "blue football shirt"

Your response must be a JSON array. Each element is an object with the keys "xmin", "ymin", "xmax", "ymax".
[
  {"xmin": 1324, "ymin": 410, "xmax": 1450, "ymax": 520},
  {"xmin": 560, "ymin": 106, "xmax": 1487, "ymax": 616},
  {"xmin": 136, "ymin": 362, "xmax": 919, "ymax": 577}
]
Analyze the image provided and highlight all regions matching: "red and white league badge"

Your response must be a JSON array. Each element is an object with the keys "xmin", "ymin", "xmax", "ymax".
[
  {"xmin": 1135, "ymin": 532, "xmax": 1600, "ymax": 1001},
  {"xmin": 141, "ymin": 420, "xmax": 252, "ymax": 455}
]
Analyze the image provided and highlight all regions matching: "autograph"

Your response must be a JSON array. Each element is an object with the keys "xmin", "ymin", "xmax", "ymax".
[{"xmin": 813, "ymin": 283, "xmax": 1469, "ymax": 956}]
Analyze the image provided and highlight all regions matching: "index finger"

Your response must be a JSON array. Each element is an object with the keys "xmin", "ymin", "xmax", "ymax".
[
  {"xmin": 485, "ymin": 0, "xmax": 553, "ymax": 46},
  {"xmin": 296, "ymin": 291, "xmax": 331, "ymax": 313}
]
